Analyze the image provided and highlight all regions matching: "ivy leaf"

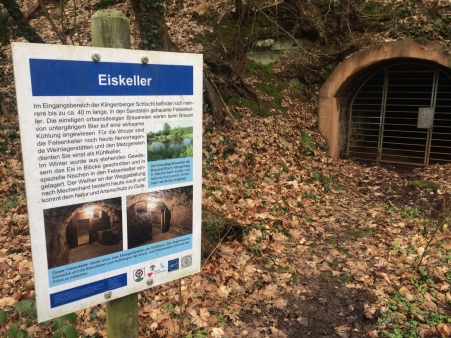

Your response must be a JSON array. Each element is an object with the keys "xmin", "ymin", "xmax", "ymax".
[
  {"xmin": 62, "ymin": 325, "xmax": 78, "ymax": 338},
  {"xmin": 0, "ymin": 309, "xmax": 7, "ymax": 324},
  {"xmin": 15, "ymin": 300, "xmax": 37, "ymax": 320},
  {"xmin": 5, "ymin": 323, "xmax": 30, "ymax": 338},
  {"xmin": 51, "ymin": 319, "xmax": 60, "ymax": 332},
  {"xmin": 53, "ymin": 328, "xmax": 62, "ymax": 338},
  {"xmin": 60, "ymin": 313, "xmax": 78, "ymax": 325}
]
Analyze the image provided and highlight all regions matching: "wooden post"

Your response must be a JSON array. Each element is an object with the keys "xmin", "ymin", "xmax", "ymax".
[
  {"xmin": 91, "ymin": 10, "xmax": 138, "ymax": 338},
  {"xmin": 92, "ymin": 10, "xmax": 130, "ymax": 49},
  {"xmin": 105, "ymin": 293, "xmax": 139, "ymax": 338}
]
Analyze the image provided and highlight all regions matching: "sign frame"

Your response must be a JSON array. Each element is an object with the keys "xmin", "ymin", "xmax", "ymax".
[{"xmin": 12, "ymin": 42, "xmax": 203, "ymax": 322}]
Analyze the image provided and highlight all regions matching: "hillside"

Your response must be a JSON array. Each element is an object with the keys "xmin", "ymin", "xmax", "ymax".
[{"xmin": 1, "ymin": 0, "xmax": 451, "ymax": 337}]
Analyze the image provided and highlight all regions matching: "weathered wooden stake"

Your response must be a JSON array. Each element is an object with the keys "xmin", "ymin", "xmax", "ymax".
[
  {"xmin": 91, "ymin": 10, "xmax": 137, "ymax": 338},
  {"xmin": 105, "ymin": 292, "xmax": 139, "ymax": 338},
  {"xmin": 92, "ymin": 10, "xmax": 130, "ymax": 49}
]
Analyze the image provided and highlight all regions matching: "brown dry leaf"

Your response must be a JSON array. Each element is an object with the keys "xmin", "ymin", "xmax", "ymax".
[
  {"xmin": 96, "ymin": 308, "xmax": 106, "ymax": 320},
  {"xmin": 223, "ymin": 303, "xmax": 242, "ymax": 323},
  {"xmin": 83, "ymin": 327, "xmax": 97, "ymax": 336},
  {"xmin": 189, "ymin": 308, "xmax": 210, "ymax": 327},
  {"xmin": 334, "ymin": 324, "xmax": 350, "ymax": 338},
  {"xmin": 423, "ymin": 297, "xmax": 438, "ymax": 313},
  {"xmin": 364, "ymin": 304, "xmax": 377, "ymax": 319},
  {"xmin": 270, "ymin": 326, "xmax": 288, "ymax": 337},
  {"xmin": 156, "ymin": 329, "xmax": 166, "ymax": 337},
  {"xmin": 211, "ymin": 327, "xmax": 225, "ymax": 337},
  {"xmin": 273, "ymin": 297, "xmax": 288, "ymax": 309},
  {"xmin": 218, "ymin": 285, "xmax": 231, "ymax": 299},
  {"xmin": 0, "ymin": 296, "xmax": 16, "ymax": 307},
  {"xmin": 220, "ymin": 245, "xmax": 235, "ymax": 256},
  {"xmin": 436, "ymin": 323, "xmax": 451, "ymax": 337}
]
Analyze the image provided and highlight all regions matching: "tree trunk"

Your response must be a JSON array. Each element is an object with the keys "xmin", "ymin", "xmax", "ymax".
[
  {"xmin": 129, "ymin": 0, "xmax": 225, "ymax": 124},
  {"xmin": 130, "ymin": 0, "xmax": 170, "ymax": 51},
  {"xmin": 203, "ymin": 74, "xmax": 225, "ymax": 124},
  {"xmin": 24, "ymin": 0, "xmax": 39, "ymax": 19},
  {"xmin": 1, "ymin": 0, "xmax": 44, "ymax": 43}
]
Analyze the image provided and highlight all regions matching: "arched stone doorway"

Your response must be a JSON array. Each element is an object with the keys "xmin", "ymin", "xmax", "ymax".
[
  {"xmin": 318, "ymin": 41, "xmax": 451, "ymax": 165},
  {"xmin": 44, "ymin": 198, "xmax": 123, "ymax": 269}
]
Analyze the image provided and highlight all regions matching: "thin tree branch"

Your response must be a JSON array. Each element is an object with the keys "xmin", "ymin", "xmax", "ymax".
[
  {"xmin": 256, "ymin": 6, "xmax": 319, "ymax": 59},
  {"xmin": 37, "ymin": 0, "xmax": 67, "ymax": 44}
]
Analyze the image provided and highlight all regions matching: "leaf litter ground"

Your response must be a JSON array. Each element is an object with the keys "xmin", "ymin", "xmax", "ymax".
[{"xmin": 1, "ymin": 0, "xmax": 451, "ymax": 337}]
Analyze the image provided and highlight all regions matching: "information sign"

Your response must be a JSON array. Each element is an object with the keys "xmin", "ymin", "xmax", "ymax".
[{"xmin": 12, "ymin": 43, "xmax": 203, "ymax": 322}]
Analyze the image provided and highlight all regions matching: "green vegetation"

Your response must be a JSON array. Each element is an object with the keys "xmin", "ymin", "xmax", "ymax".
[
  {"xmin": 245, "ymin": 61, "xmax": 275, "ymax": 75},
  {"xmin": 218, "ymin": 137, "xmax": 236, "ymax": 158},
  {"xmin": 390, "ymin": 1, "xmax": 451, "ymax": 41},
  {"xmin": 259, "ymin": 83, "xmax": 282, "ymax": 108},
  {"xmin": 0, "ymin": 300, "xmax": 78, "ymax": 338},
  {"xmin": 379, "ymin": 291, "xmax": 451, "ymax": 338},
  {"xmin": 311, "ymin": 170, "xmax": 345, "ymax": 192},
  {"xmin": 0, "ymin": 124, "xmax": 19, "ymax": 155},
  {"xmin": 134, "ymin": 0, "xmax": 166, "ymax": 50},
  {"xmin": 147, "ymin": 124, "xmax": 193, "ymax": 161},
  {"xmin": 228, "ymin": 97, "xmax": 268, "ymax": 118},
  {"xmin": 344, "ymin": 228, "xmax": 373, "ymax": 238},
  {"xmin": 2, "ymin": 192, "xmax": 21, "ymax": 213},
  {"xmin": 409, "ymin": 180, "xmax": 440, "ymax": 192},
  {"xmin": 301, "ymin": 133, "xmax": 316, "ymax": 154},
  {"xmin": 0, "ymin": 300, "xmax": 36, "ymax": 338},
  {"xmin": 377, "ymin": 202, "xmax": 451, "ymax": 337}
]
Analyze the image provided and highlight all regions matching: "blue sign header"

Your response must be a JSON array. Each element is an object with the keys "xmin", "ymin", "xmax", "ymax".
[{"xmin": 29, "ymin": 59, "xmax": 193, "ymax": 96}]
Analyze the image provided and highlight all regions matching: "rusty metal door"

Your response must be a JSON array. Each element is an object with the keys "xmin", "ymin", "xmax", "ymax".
[{"xmin": 347, "ymin": 63, "xmax": 451, "ymax": 166}]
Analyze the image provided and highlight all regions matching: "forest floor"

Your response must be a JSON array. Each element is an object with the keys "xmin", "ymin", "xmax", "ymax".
[{"xmin": 1, "ymin": 0, "xmax": 451, "ymax": 337}]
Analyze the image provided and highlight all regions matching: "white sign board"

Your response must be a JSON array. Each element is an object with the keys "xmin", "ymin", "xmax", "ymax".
[{"xmin": 12, "ymin": 42, "xmax": 203, "ymax": 322}]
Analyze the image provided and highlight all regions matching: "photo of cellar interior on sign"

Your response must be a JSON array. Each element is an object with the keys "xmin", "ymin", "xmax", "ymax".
[
  {"xmin": 44, "ymin": 198, "xmax": 123, "ymax": 269},
  {"xmin": 126, "ymin": 186, "xmax": 193, "ymax": 249}
]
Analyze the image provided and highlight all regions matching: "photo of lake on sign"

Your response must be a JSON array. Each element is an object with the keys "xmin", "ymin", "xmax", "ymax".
[{"xmin": 147, "ymin": 121, "xmax": 193, "ymax": 162}]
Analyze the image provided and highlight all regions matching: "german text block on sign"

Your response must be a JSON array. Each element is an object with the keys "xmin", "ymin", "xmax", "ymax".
[{"xmin": 12, "ymin": 42, "xmax": 203, "ymax": 322}]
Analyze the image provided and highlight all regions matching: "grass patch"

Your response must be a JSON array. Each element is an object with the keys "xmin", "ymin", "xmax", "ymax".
[
  {"xmin": 409, "ymin": 180, "xmax": 440, "ymax": 192},
  {"xmin": 228, "ymin": 97, "xmax": 269, "ymax": 117},
  {"xmin": 344, "ymin": 228, "xmax": 373, "ymax": 238}
]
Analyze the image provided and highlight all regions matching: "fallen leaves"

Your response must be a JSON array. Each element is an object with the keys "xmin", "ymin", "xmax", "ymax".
[
  {"xmin": 334, "ymin": 324, "xmax": 351, "ymax": 338},
  {"xmin": 189, "ymin": 307, "xmax": 210, "ymax": 327},
  {"xmin": 0, "ymin": 297, "xmax": 16, "ymax": 308}
]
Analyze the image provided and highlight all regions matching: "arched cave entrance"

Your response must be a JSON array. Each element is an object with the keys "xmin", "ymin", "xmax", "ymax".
[
  {"xmin": 45, "ymin": 198, "xmax": 122, "ymax": 269},
  {"xmin": 319, "ymin": 41, "xmax": 451, "ymax": 166},
  {"xmin": 347, "ymin": 61, "xmax": 451, "ymax": 166}
]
